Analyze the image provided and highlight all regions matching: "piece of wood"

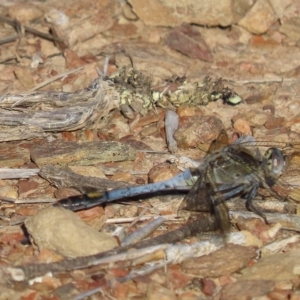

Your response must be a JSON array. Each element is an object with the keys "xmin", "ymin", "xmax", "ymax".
[
  {"xmin": 39, "ymin": 165, "xmax": 133, "ymax": 193},
  {"xmin": 0, "ymin": 168, "xmax": 39, "ymax": 179},
  {"xmin": 31, "ymin": 140, "xmax": 136, "ymax": 167}
]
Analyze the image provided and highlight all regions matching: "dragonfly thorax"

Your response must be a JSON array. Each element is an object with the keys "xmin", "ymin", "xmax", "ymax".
[{"xmin": 212, "ymin": 155, "xmax": 253, "ymax": 185}]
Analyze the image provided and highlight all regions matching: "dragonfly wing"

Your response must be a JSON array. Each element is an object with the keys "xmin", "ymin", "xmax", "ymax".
[
  {"xmin": 211, "ymin": 195, "xmax": 231, "ymax": 233},
  {"xmin": 206, "ymin": 163, "xmax": 232, "ymax": 233},
  {"xmin": 179, "ymin": 174, "xmax": 212, "ymax": 212},
  {"xmin": 180, "ymin": 129, "xmax": 232, "ymax": 232},
  {"xmin": 207, "ymin": 129, "xmax": 229, "ymax": 153},
  {"xmin": 180, "ymin": 170, "xmax": 231, "ymax": 233}
]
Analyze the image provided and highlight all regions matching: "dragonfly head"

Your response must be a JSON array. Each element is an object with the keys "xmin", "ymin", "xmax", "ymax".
[{"xmin": 264, "ymin": 147, "xmax": 286, "ymax": 175}]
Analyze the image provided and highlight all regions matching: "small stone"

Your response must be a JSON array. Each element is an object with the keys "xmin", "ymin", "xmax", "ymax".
[
  {"xmin": 238, "ymin": 0, "xmax": 277, "ymax": 34},
  {"xmin": 177, "ymin": 105, "xmax": 197, "ymax": 117},
  {"xmin": 120, "ymin": 1, "xmax": 138, "ymax": 20},
  {"xmin": 129, "ymin": 0, "xmax": 251, "ymax": 27},
  {"xmin": 61, "ymin": 131, "xmax": 77, "ymax": 142},
  {"xmin": 25, "ymin": 206, "xmax": 118, "ymax": 257},
  {"xmin": 140, "ymin": 124, "xmax": 158, "ymax": 138},
  {"xmin": 290, "ymin": 121, "xmax": 300, "ymax": 135},
  {"xmin": 9, "ymin": 3, "xmax": 43, "ymax": 23},
  {"xmin": 174, "ymin": 115, "xmax": 224, "ymax": 149},
  {"xmin": 280, "ymin": 17, "xmax": 300, "ymax": 41},
  {"xmin": 249, "ymin": 35, "xmax": 280, "ymax": 48},
  {"xmin": 201, "ymin": 278, "xmax": 216, "ymax": 296},
  {"xmin": 268, "ymin": 0, "xmax": 292, "ymax": 18},
  {"xmin": 0, "ymin": 186, "xmax": 18, "ymax": 199},
  {"xmin": 263, "ymin": 104, "xmax": 275, "ymax": 115},
  {"xmin": 147, "ymin": 282, "xmax": 176, "ymax": 300},
  {"xmin": 0, "ymin": 227, "xmax": 24, "ymax": 244},
  {"xmin": 148, "ymin": 163, "xmax": 180, "ymax": 183},
  {"xmin": 244, "ymin": 94, "xmax": 263, "ymax": 104},
  {"xmin": 236, "ymin": 218, "xmax": 270, "ymax": 243},
  {"xmin": 14, "ymin": 68, "xmax": 35, "ymax": 90},
  {"xmin": 166, "ymin": 267, "xmax": 190, "ymax": 289},
  {"xmin": 232, "ymin": 111, "xmax": 268, "ymax": 127},
  {"xmin": 264, "ymin": 116, "xmax": 285, "ymax": 130},
  {"xmin": 77, "ymin": 206, "xmax": 106, "ymax": 230},
  {"xmin": 233, "ymin": 118, "xmax": 252, "ymax": 135},
  {"xmin": 110, "ymin": 172, "xmax": 133, "ymax": 183},
  {"xmin": 45, "ymin": 8, "xmax": 69, "ymax": 26},
  {"xmin": 119, "ymin": 204, "xmax": 138, "ymax": 218}
]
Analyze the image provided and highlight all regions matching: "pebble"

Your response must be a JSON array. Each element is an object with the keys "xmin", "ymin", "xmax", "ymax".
[
  {"xmin": 25, "ymin": 206, "xmax": 118, "ymax": 257},
  {"xmin": 9, "ymin": 3, "xmax": 43, "ymax": 23},
  {"xmin": 0, "ymin": 186, "xmax": 18, "ymax": 199},
  {"xmin": 233, "ymin": 118, "xmax": 252, "ymax": 135}
]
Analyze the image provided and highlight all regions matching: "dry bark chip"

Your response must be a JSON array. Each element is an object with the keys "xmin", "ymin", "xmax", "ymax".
[
  {"xmin": 221, "ymin": 279, "xmax": 275, "ymax": 300},
  {"xmin": 68, "ymin": 8, "xmax": 114, "ymax": 46},
  {"xmin": 0, "ymin": 143, "xmax": 30, "ymax": 167},
  {"xmin": 164, "ymin": 23, "xmax": 213, "ymax": 62},
  {"xmin": 30, "ymin": 140, "xmax": 136, "ymax": 167},
  {"xmin": 182, "ymin": 244, "xmax": 257, "ymax": 278},
  {"xmin": 39, "ymin": 165, "xmax": 132, "ymax": 194},
  {"xmin": 241, "ymin": 251, "xmax": 300, "ymax": 281},
  {"xmin": 0, "ymin": 124, "xmax": 44, "ymax": 143}
]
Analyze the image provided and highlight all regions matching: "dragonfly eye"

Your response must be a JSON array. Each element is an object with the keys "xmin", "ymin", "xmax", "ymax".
[{"xmin": 265, "ymin": 148, "xmax": 286, "ymax": 175}]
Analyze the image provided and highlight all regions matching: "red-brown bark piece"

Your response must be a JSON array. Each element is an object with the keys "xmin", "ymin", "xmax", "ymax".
[
  {"xmin": 164, "ymin": 23, "xmax": 213, "ymax": 62},
  {"xmin": 182, "ymin": 244, "xmax": 257, "ymax": 278}
]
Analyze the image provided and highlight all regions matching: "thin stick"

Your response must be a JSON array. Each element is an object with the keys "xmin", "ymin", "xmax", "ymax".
[
  {"xmin": 0, "ymin": 15, "xmax": 64, "ymax": 43},
  {"xmin": 0, "ymin": 34, "xmax": 18, "ymax": 45},
  {"xmin": 105, "ymin": 214, "xmax": 180, "ymax": 224},
  {"xmin": 0, "ymin": 168, "xmax": 40, "ymax": 179},
  {"xmin": 30, "ymin": 66, "xmax": 85, "ymax": 91}
]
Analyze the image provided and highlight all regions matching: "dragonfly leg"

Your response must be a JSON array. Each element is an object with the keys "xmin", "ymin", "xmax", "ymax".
[{"xmin": 245, "ymin": 185, "xmax": 269, "ymax": 224}]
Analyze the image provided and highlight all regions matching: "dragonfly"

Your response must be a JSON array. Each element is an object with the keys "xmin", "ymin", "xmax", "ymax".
[{"xmin": 54, "ymin": 130, "xmax": 298, "ymax": 233}]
